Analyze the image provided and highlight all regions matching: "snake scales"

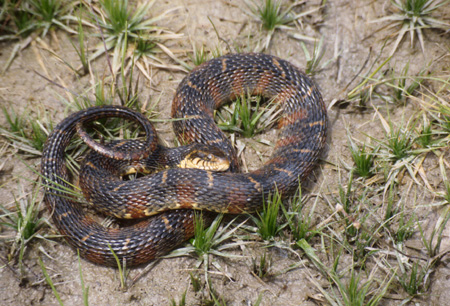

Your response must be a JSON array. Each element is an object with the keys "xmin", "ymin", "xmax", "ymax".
[{"xmin": 41, "ymin": 53, "xmax": 327, "ymax": 267}]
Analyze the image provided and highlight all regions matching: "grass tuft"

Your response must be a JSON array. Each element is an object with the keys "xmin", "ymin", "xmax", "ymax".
[
  {"xmin": 164, "ymin": 213, "xmax": 246, "ymax": 264},
  {"xmin": 1, "ymin": 184, "xmax": 48, "ymax": 272},
  {"xmin": 189, "ymin": 272, "xmax": 202, "ymax": 292},
  {"xmin": 170, "ymin": 290, "xmax": 187, "ymax": 306},
  {"xmin": 385, "ymin": 124, "xmax": 413, "ymax": 162},
  {"xmin": 257, "ymin": 0, "xmax": 288, "ymax": 31},
  {"xmin": 189, "ymin": 43, "xmax": 224, "ymax": 68},
  {"xmin": 244, "ymin": 0, "xmax": 319, "ymax": 50},
  {"xmin": 387, "ymin": 62, "xmax": 425, "ymax": 105},
  {"xmin": 372, "ymin": 0, "xmax": 450, "ymax": 55},
  {"xmin": 298, "ymin": 239, "xmax": 392, "ymax": 306},
  {"xmin": 16, "ymin": 0, "xmax": 76, "ymax": 37},
  {"xmin": 87, "ymin": 0, "xmax": 182, "ymax": 73},
  {"xmin": 349, "ymin": 140, "xmax": 375, "ymax": 179},
  {"xmin": 216, "ymin": 94, "xmax": 279, "ymax": 138},
  {"xmin": 251, "ymin": 251, "xmax": 273, "ymax": 280},
  {"xmin": 418, "ymin": 205, "xmax": 450, "ymax": 258},
  {"xmin": 190, "ymin": 44, "xmax": 210, "ymax": 67},
  {"xmin": 281, "ymin": 185, "xmax": 317, "ymax": 242},
  {"xmin": 0, "ymin": 0, "xmax": 77, "ymax": 73},
  {"xmin": 0, "ymin": 106, "xmax": 52, "ymax": 154},
  {"xmin": 395, "ymin": 210, "xmax": 416, "ymax": 244},
  {"xmin": 251, "ymin": 189, "xmax": 284, "ymax": 240},
  {"xmin": 300, "ymin": 37, "xmax": 333, "ymax": 75},
  {"xmin": 397, "ymin": 261, "xmax": 428, "ymax": 297},
  {"xmin": 191, "ymin": 213, "xmax": 224, "ymax": 258}
]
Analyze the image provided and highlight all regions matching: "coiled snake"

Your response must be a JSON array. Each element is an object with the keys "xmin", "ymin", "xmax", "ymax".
[{"xmin": 41, "ymin": 53, "xmax": 327, "ymax": 267}]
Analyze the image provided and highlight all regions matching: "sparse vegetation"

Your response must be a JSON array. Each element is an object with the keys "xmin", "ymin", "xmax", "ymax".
[
  {"xmin": 372, "ymin": 0, "xmax": 450, "ymax": 55},
  {"xmin": 216, "ymin": 94, "xmax": 279, "ymax": 139},
  {"xmin": 244, "ymin": 0, "xmax": 320, "ymax": 50},
  {"xmin": 1, "ymin": 0, "xmax": 450, "ymax": 304},
  {"xmin": 85, "ymin": 0, "xmax": 183, "ymax": 74},
  {"xmin": 0, "ymin": 107, "xmax": 52, "ymax": 154},
  {"xmin": 1, "ymin": 184, "xmax": 48, "ymax": 273}
]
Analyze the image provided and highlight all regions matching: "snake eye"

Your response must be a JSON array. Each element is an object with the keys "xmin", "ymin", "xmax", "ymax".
[{"xmin": 206, "ymin": 154, "xmax": 213, "ymax": 160}]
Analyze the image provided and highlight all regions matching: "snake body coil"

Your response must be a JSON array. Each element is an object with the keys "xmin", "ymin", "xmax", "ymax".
[{"xmin": 41, "ymin": 53, "xmax": 327, "ymax": 266}]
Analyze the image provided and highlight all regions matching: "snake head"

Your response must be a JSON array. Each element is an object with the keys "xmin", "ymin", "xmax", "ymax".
[{"xmin": 179, "ymin": 144, "xmax": 230, "ymax": 172}]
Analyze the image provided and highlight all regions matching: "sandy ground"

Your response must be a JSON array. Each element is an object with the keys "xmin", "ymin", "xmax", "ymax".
[{"xmin": 1, "ymin": 0, "xmax": 450, "ymax": 305}]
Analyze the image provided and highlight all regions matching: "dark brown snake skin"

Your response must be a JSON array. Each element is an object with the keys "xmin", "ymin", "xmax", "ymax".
[{"xmin": 41, "ymin": 53, "xmax": 327, "ymax": 267}]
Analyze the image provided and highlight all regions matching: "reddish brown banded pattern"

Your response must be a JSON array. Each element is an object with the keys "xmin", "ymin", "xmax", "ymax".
[
  {"xmin": 123, "ymin": 195, "xmax": 151, "ymax": 218},
  {"xmin": 175, "ymin": 183, "xmax": 198, "ymax": 209},
  {"xmin": 278, "ymin": 109, "xmax": 308, "ymax": 129},
  {"xmin": 207, "ymin": 81, "xmax": 226, "ymax": 108},
  {"xmin": 254, "ymin": 71, "xmax": 276, "ymax": 96},
  {"xmin": 41, "ymin": 53, "xmax": 327, "ymax": 267},
  {"xmin": 83, "ymin": 249, "xmax": 110, "ymax": 265},
  {"xmin": 276, "ymin": 134, "xmax": 306, "ymax": 148},
  {"xmin": 231, "ymin": 70, "xmax": 246, "ymax": 98}
]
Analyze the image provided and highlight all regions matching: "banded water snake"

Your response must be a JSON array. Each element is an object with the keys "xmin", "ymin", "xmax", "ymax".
[{"xmin": 41, "ymin": 53, "xmax": 327, "ymax": 266}]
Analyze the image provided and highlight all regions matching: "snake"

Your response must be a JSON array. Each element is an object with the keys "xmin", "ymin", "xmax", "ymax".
[{"xmin": 41, "ymin": 53, "xmax": 327, "ymax": 267}]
